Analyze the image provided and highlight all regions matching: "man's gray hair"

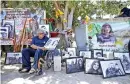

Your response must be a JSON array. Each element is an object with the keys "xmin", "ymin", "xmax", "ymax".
[{"xmin": 36, "ymin": 29, "xmax": 46, "ymax": 35}]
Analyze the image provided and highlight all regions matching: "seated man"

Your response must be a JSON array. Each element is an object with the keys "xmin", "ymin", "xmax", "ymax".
[{"xmin": 18, "ymin": 29, "xmax": 49, "ymax": 75}]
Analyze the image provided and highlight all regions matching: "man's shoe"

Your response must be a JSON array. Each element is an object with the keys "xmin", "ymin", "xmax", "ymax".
[
  {"xmin": 29, "ymin": 68, "xmax": 37, "ymax": 74},
  {"xmin": 18, "ymin": 68, "xmax": 30, "ymax": 73},
  {"xmin": 36, "ymin": 68, "xmax": 43, "ymax": 76}
]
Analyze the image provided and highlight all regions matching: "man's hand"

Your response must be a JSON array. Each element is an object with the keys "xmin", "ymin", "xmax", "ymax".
[{"xmin": 41, "ymin": 47, "xmax": 47, "ymax": 51}]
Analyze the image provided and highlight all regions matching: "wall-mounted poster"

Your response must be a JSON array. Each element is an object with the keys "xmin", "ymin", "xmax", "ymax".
[
  {"xmin": 15, "ymin": 18, "xmax": 26, "ymax": 40},
  {"xmin": 87, "ymin": 19, "xmax": 130, "ymax": 52},
  {"xmin": 114, "ymin": 52, "xmax": 130, "ymax": 74},
  {"xmin": 0, "ymin": 27, "xmax": 8, "ymax": 39},
  {"xmin": 5, "ymin": 52, "xmax": 22, "ymax": 64},
  {"xmin": 2, "ymin": 20, "xmax": 15, "ymax": 39},
  {"xmin": 44, "ymin": 38, "xmax": 60, "ymax": 50},
  {"xmin": 39, "ymin": 25, "xmax": 50, "ymax": 37}
]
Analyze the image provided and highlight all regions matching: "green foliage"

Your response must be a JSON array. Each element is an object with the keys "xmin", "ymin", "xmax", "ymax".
[{"xmin": 2, "ymin": 1, "xmax": 130, "ymax": 28}]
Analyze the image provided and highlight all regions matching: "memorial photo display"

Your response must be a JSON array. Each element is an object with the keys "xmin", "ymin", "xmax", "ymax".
[
  {"xmin": 100, "ymin": 59, "xmax": 125, "ymax": 78},
  {"xmin": 67, "ymin": 48, "xmax": 76, "ymax": 57},
  {"xmin": 80, "ymin": 51, "xmax": 91, "ymax": 58},
  {"xmin": 2, "ymin": 20, "xmax": 15, "ymax": 39},
  {"xmin": 66, "ymin": 57, "xmax": 84, "ymax": 74},
  {"xmin": 92, "ymin": 49, "xmax": 103, "ymax": 58},
  {"xmin": 5, "ymin": 52, "xmax": 22, "ymax": 65},
  {"xmin": 85, "ymin": 59, "xmax": 102, "ymax": 75},
  {"xmin": 0, "ymin": 27, "xmax": 9, "ymax": 39},
  {"xmin": 44, "ymin": 38, "xmax": 60, "ymax": 50},
  {"xmin": 114, "ymin": 52, "xmax": 130, "ymax": 74}
]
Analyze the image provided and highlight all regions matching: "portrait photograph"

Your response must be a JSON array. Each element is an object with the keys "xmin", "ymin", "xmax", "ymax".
[
  {"xmin": 66, "ymin": 57, "xmax": 84, "ymax": 74},
  {"xmin": 100, "ymin": 59, "xmax": 125, "ymax": 78},
  {"xmin": 79, "ymin": 51, "xmax": 91, "ymax": 58},
  {"xmin": 0, "ymin": 27, "xmax": 9, "ymax": 39},
  {"xmin": 93, "ymin": 49, "xmax": 103, "ymax": 58},
  {"xmin": 96, "ymin": 23, "xmax": 116, "ymax": 44},
  {"xmin": 85, "ymin": 59, "xmax": 102, "ymax": 74},
  {"xmin": 67, "ymin": 48, "xmax": 76, "ymax": 57},
  {"xmin": 114, "ymin": 52, "xmax": 130, "ymax": 74},
  {"xmin": 5, "ymin": 52, "xmax": 22, "ymax": 65},
  {"xmin": 2, "ymin": 20, "xmax": 15, "ymax": 39},
  {"xmin": 39, "ymin": 25, "xmax": 50, "ymax": 37},
  {"xmin": 44, "ymin": 38, "xmax": 60, "ymax": 50}
]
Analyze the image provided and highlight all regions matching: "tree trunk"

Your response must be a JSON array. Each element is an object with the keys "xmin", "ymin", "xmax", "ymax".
[
  {"xmin": 63, "ymin": 1, "xmax": 69, "ymax": 29},
  {"xmin": 67, "ymin": 7, "xmax": 75, "ymax": 29}
]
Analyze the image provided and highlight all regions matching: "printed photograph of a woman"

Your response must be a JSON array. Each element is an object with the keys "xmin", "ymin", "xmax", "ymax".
[
  {"xmin": 97, "ymin": 23, "xmax": 116, "ymax": 43},
  {"xmin": 85, "ymin": 59, "xmax": 102, "ymax": 74}
]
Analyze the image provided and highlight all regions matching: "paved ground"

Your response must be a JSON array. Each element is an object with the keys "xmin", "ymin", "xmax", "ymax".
[{"xmin": 1, "ymin": 64, "xmax": 130, "ymax": 84}]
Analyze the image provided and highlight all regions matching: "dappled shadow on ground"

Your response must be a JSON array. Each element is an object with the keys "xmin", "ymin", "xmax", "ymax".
[{"xmin": 1, "ymin": 64, "xmax": 130, "ymax": 84}]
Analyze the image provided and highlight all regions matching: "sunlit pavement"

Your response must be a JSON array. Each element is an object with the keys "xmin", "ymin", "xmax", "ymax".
[{"xmin": 1, "ymin": 64, "xmax": 130, "ymax": 84}]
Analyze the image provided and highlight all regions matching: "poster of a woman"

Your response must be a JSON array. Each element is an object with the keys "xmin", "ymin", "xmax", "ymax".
[{"xmin": 97, "ymin": 23, "xmax": 116, "ymax": 43}]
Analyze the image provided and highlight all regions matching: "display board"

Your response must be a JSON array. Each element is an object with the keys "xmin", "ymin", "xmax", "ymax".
[
  {"xmin": 87, "ymin": 19, "xmax": 130, "ymax": 52},
  {"xmin": 1, "ymin": 8, "xmax": 30, "ymax": 19}
]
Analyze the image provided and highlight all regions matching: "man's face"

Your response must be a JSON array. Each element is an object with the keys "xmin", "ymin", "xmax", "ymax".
[{"xmin": 38, "ymin": 33, "xmax": 45, "ymax": 39}]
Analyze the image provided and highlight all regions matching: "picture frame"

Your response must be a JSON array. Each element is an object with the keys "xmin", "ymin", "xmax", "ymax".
[
  {"xmin": 5, "ymin": 52, "xmax": 22, "ymax": 65},
  {"xmin": 39, "ymin": 25, "xmax": 50, "ymax": 38},
  {"xmin": 66, "ymin": 57, "xmax": 84, "ymax": 74},
  {"xmin": 0, "ymin": 27, "xmax": 9, "ymax": 39},
  {"xmin": 84, "ymin": 58, "xmax": 102, "ymax": 75},
  {"xmin": 100, "ymin": 59, "xmax": 125, "ymax": 78},
  {"xmin": 2, "ymin": 20, "xmax": 15, "ymax": 39},
  {"xmin": 44, "ymin": 38, "xmax": 60, "ymax": 50},
  {"xmin": 67, "ymin": 48, "xmax": 77, "ymax": 57},
  {"xmin": 92, "ymin": 49, "xmax": 103, "ymax": 58},
  {"xmin": 114, "ymin": 52, "xmax": 130, "ymax": 74},
  {"xmin": 0, "ymin": 50, "xmax": 1, "ymax": 57},
  {"xmin": 79, "ymin": 51, "xmax": 91, "ymax": 58}
]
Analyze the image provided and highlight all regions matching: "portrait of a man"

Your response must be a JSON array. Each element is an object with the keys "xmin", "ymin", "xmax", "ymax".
[
  {"xmin": 114, "ymin": 53, "xmax": 130, "ymax": 73},
  {"xmin": 100, "ymin": 60, "xmax": 125, "ymax": 78}
]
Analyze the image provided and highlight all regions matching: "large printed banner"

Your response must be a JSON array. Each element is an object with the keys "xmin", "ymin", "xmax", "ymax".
[
  {"xmin": 1, "ymin": 8, "xmax": 30, "ymax": 19},
  {"xmin": 87, "ymin": 20, "xmax": 130, "ymax": 52}
]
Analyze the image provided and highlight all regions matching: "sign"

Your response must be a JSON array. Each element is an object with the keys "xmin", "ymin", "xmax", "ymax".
[
  {"xmin": 87, "ymin": 19, "xmax": 130, "ymax": 52},
  {"xmin": 2, "ymin": 8, "xmax": 30, "ymax": 19}
]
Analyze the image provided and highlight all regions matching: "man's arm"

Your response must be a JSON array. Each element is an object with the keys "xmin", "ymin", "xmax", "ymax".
[
  {"xmin": 30, "ymin": 37, "xmax": 42, "ymax": 49},
  {"xmin": 30, "ymin": 44, "xmax": 42, "ymax": 49}
]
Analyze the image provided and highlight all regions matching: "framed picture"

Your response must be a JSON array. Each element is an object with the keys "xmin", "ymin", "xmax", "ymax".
[
  {"xmin": 44, "ymin": 38, "xmax": 60, "ymax": 50},
  {"xmin": 2, "ymin": 20, "xmax": 15, "ymax": 39},
  {"xmin": 79, "ymin": 51, "xmax": 91, "ymax": 58},
  {"xmin": 85, "ymin": 58, "xmax": 102, "ymax": 74},
  {"xmin": 100, "ymin": 59, "xmax": 125, "ymax": 78},
  {"xmin": 0, "ymin": 50, "xmax": 1, "ymax": 57},
  {"xmin": 5, "ymin": 52, "xmax": 22, "ymax": 65},
  {"xmin": 114, "ymin": 52, "xmax": 130, "ymax": 74},
  {"xmin": 66, "ymin": 57, "xmax": 84, "ymax": 74},
  {"xmin": 0, "ymin": 27, "xmax": 9, "ymax": 39},
  {"xmin": 92, "ymin": 49, "xmax": 103, "ymax": 58},
  {"xmin": 39, "ymin": 25, "xmax": 50, "ymax": 38},
  {"xmin": 67, "ymin": 48, "xmax": 76, "ymax": 57}
]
